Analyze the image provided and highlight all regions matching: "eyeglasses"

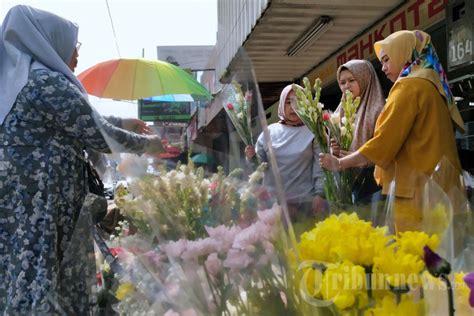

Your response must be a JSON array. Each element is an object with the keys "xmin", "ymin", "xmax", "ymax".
[{"xmin": 76, "ymin": 41, "xmax": 82, "ymax": 51}]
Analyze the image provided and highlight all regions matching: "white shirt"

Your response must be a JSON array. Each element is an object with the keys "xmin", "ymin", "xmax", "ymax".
[{"xmin": 256, "ymin": 123, "xmax": 324, "ymax": 204}]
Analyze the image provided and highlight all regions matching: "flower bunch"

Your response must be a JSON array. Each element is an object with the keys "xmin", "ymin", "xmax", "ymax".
[
  {"xmin": 319, "ymin": 90, "xmax": 360, "ymax": 204},
  {"xmin": 322, "ymin": 90, "xmax": 360, "ymax": 153},
  {"xmin": 115, "ymin": 161, "xmax": 274, "ymax": 241},
  {"xmin": 115, "ymin": 161, "xmax": 212, "ymax": 240},
  {"xmin": 223, "ymin": 81, "xmax": 255, "ymax": 146},
  {"xmin": 109, "ymin": 204, "xmax": 305, "ymax": 315},
  {"xmin": 292, "ymin": 77, "xmax": 342, "ymax": 202},
  {"xmin": 292, "ymin": 77, "xmax": 328, "ymax": 153},
  {"xmin": 338, "ymin": 90, "xmax": 360, "ymax": 151},
  {"xmin": 297, "ymin": 212, "xmax": 442, "ymax": 314}
]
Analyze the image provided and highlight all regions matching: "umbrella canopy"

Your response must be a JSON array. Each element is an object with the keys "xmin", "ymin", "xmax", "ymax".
[
  {"xmin": 77, "ymin": 58, "xmax": 212, "ymax": 101},
  {"xmin": 191, "ymin": 153, "xmax": 215, "ymax": 165}
]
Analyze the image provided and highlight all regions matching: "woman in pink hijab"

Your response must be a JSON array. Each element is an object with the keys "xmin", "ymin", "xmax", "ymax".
[{"xmin": 245, "ymin": 85, "xmax": 326, "ymax": 220}]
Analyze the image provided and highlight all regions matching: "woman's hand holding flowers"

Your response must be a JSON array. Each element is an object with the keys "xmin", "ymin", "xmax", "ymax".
[{"xmin": 319, "ymin": 153, "xmax": 341, "ymax": 172}]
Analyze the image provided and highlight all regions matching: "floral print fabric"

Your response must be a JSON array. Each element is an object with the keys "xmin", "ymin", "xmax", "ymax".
[{"xmin": 0, "ymin": 68, "xmax": 148, "ymax": 314}]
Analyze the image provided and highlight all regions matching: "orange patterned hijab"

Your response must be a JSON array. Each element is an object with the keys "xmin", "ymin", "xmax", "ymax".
[{"xmin": 374, "ymin": 30, "xmax": 464, "ymax": 132}]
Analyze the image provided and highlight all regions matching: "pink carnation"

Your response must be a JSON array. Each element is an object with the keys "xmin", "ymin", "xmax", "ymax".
[
  {"xmin": 182, "ymin": 309, "xmax": 198, "ymax": 316},
  {"xmin": 223, "ymin": 249, "xmax": 253, "ymax": 270},
  {"xmin": 257, "ymin": 204, "xmax": 281, "ymax": 226},
  {"xmin": 161, "ymin": 239, "xmax": 187, "ymax": 259},
  {"xmin": 226, "ymin": 103, "xmax": 234, "ymax": 110},
  {"xmin": 204, "ymin": 253, "xmax": 223, "ymax": 277},
  {"xmin": 181, "ymin": 238, "xmax": 219, "ymax": 260},
  {"xmin": 164, "ymin": 310, "xmax": 179, "ymax": 316},
  {"xmin": 205, "ymin": 225, "xmax": 241, "ymax": 253}
]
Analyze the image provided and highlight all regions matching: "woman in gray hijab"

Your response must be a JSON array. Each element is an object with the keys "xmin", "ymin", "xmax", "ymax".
[
  {"xmin": 0, "ymin": 5, "xmax": 163, "ymax": 314},
  {"xmin": 332, "ymin": 59, "xmax": 386, "ymax": 204}
]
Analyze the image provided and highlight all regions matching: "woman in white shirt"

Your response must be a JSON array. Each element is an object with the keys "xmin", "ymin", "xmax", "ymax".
[{"xmin": 245, "ymin": 84, "xmax": 326, "ymax": 220}]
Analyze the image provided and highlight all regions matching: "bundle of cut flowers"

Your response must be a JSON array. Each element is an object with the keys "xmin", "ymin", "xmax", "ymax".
[
  {"xmin": 321, "ymin": 90, "xmax": 360, "ymax": 205},
  {"xmin": 114, "ymin": 161, "xmax": 273, "ymax": 241},
  {"xmin": 223, "ymin": 80, "xmax": 260, "ymax": 167},
  {"xmin": 100, "ymin": 161, "xmax": 315, "ymax": 315},
  {"xmin": 107, "ymin": 204, "xmax": 309, "ymax": 315}
]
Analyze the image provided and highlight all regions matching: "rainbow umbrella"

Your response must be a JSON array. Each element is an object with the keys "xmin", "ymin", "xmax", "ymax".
[{"xmin": 77, "ymin": 58, "xmax": 211, "ymax": 101}]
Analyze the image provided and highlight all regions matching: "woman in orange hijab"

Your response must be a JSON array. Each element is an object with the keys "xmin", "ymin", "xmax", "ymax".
[{"xmin": 319, "ymin": 30, "xmax": 464, "ymax": 232}]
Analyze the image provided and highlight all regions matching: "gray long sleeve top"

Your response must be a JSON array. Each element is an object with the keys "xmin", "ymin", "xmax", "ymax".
[{"xmin": 256, "ymin": 123, "xmax": 325, "ymax": 204}]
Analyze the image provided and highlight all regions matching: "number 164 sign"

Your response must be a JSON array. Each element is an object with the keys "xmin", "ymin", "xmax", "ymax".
[{"xmin": 448, "ymin": 30, "xmax": 473, "ymax": 70}]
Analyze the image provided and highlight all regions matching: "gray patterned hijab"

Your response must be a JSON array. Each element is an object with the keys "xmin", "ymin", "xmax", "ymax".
[
  {"xmin": 0, "ymin": 5, "xmax": 86, "ymax": 124},
  {"xmin": 336, "ymin": 59, "xmax": 385, "ymax": 151}
]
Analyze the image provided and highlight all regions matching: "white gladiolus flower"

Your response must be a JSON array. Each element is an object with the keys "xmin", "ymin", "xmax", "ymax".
[
  {"xmin": 237, "ymin": 112, "xmax": 244, "ymax": 120},
  {"xmin": 317, "ymin": 102, "xmax": 323, "ymax": 111},
  {"xmin": 341, "ymin": 117, "xmax": 347, "ymax": 125},
  {"xmin": 340, "ymin": 126, "xmax": 347, "ymax": 136},
  {"xmin": 330, "ymin": 113, "xmax": 340, "ymax": 125}
]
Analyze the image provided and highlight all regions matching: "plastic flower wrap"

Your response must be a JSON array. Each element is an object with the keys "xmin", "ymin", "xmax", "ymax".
[
  {"xmin": 92, "ymin": 48, "xmax": 309, "ymax": 315},
  {"xmin": 110, "ymin": 204, "xmax": 306, "ymax": 315},
  {"xmin": 86, "ymin": 47, "xmax": 313, "ymax": 316}
]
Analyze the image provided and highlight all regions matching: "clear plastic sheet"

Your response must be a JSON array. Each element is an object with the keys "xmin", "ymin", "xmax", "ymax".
[{"xmin": 89, "ymin": 48, "xmax": 315, "ymax": 315}]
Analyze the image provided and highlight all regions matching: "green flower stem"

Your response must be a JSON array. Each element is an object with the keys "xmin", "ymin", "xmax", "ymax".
[
  {"xmin": 440, "ymin": 274, "xmax": 455, "ymax": 316},
  {"xmin": 366, "ymin": 271, "xmax": 372, "ymax": 302}
]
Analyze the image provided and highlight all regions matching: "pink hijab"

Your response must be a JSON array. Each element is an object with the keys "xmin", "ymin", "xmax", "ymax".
[
  {"xmin": 336, "ymin": 60, "xmax": 385, "ymax": 151},
  {"xmin": 277, "ymin": 84, "xmax": 303, "ymax": 125}
]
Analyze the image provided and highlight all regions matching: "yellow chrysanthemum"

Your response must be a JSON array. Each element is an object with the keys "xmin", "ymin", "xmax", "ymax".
[
  {"xmin": 298, "ymin": 213, "xmax": 389, "ymax": 267},
  {"xmin": 373, "ymin": 247, "xmax": 425, "ymax": 288},
  {"xmin": 115, "ymin": 282, "xmax": 135, "ymax": 301},
  {"xmin": 300, "ymin": 267, "xmax": 324, "ymax": 297},
  {"xmin": 423, "ymin": 203, "xmax": 450, "ymax": 235},
  {"xmin": 320, "ymin": 261, "xmax": 368, "ymax": 310},
  {"xmin": 396, "ymin": 231, "xmax": 440, "ymax": 258},
  {"xmin": 366, "ymin": 294, "xmax": 425, "ymax": 316}
]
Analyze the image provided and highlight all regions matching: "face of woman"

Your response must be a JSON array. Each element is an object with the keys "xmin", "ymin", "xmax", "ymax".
[
  {"xmin": 338, "ymin": 69, "xmax": 361, "ymax": 98},
  {"xmin": 284, "ymin": 90, "xmax": 302, "ymax": 124},
  {"xmin": 68, "ymin": 47, "xmax": 79, "ymax": 72},
  {"xmin": 380, "ymin": 52, "xmax": 399, "ymax": 83}
]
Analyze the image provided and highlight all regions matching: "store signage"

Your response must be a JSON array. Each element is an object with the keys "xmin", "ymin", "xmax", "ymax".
[
  {"xmin": 446, "ymin": 0, "xmax": 473, "ymax": 70},
  {"xmin": 308, "ymin": 0, "xmax": 448, "ymax": 86},
  {"xmin": 138, "ymin": 99, "xmax": 192, "ymax": 122}
]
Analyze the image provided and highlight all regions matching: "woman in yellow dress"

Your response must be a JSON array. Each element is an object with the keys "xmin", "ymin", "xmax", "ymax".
[{"xmin": 319, "ymin": 30, "xmax": 464, "ymax": 232}]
